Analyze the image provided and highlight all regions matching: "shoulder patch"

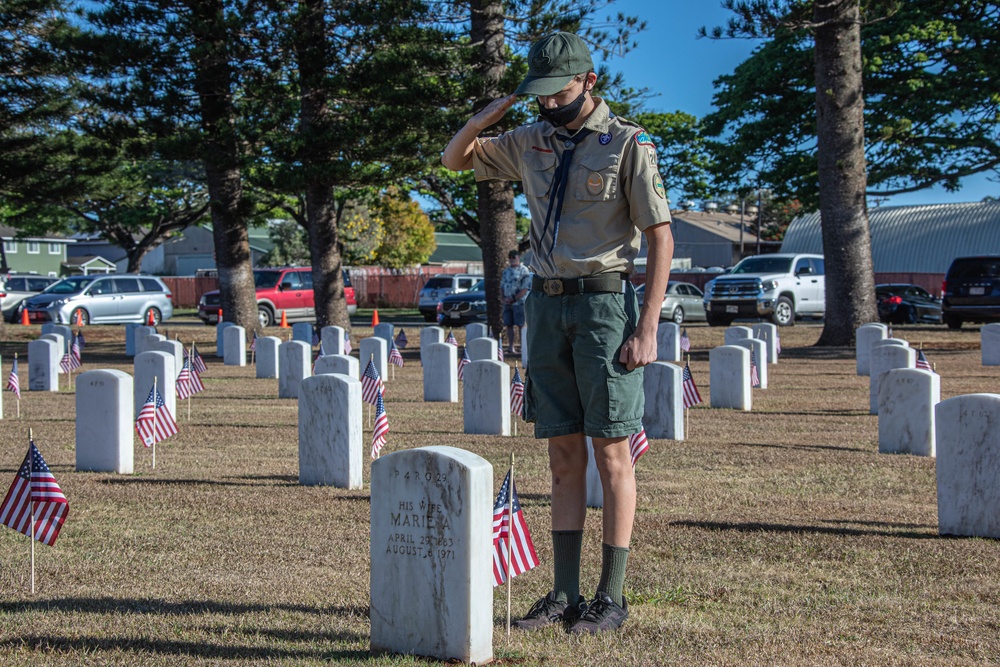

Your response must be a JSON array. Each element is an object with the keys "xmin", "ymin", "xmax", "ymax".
[{"xmin": 634, "ymin": 131, "xmax": 655, "ymax": 147}]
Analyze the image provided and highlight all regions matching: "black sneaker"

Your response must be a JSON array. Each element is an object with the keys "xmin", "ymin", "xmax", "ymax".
[
  {"xmin": 512, "ymin": 592, "xmax": 587, "ymax": 631},
  {"xmin": 567, "ymin": 592, "xmax": 628, "ymax": 634}
]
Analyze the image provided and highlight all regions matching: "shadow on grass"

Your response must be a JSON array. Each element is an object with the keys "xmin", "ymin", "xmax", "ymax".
[
  {"xmin": 748, "ymin": 409, "xmax": 871, "ymax": 417},
  {"xmin": 0, "ymin": 596, "xmax": 368, "ymax": 617},
  {"xmin": 669, "ymin": 519, "xmax": 938, "ymax": 540},
  {"xmin": 736, "ymin": 441, "xmax": 868, "ymax": 453},
  {"xmin": 100, "ymin": 476, "xmax": 298, "ymax": 488}
]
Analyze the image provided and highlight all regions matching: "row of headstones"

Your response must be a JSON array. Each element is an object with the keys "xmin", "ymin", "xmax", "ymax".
[{"xmin": 655, "ymin": 322, "xmax": 780, "ymax": 365}]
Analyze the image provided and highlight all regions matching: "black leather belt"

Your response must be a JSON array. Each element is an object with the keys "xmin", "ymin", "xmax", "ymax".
[{"xmin": 532, "ymin": 273, "xmax": 629, "ymax": 296}]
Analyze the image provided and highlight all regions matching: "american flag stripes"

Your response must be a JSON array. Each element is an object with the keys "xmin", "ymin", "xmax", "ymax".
[
  {"xmin": 250, "ymin": 331, "xmax": 257, "ymax": 352},
  {"xmin": 76, "ymin": 330, "xmax": 85, "ymax": 350},
  {"xmin": 388, "ymin": 342, "xmax": 403, "ymax": 368},
  {"xmin": 72, "ymin": 333, "xmax": 82, "ymax": 361},
  {"xmin": 497, "ymin": 339, "xmax": 504, "ymax": 362},
  {"xmin": 176, "ymin": 359, "xmax": 194, "ymax": 400},
  {"xmin": 343, "ymin": 331, "xmax": 352, "ymax": 355},
  {"xmin": 680, "ymin": 328, "xmax": 691, "ymax": 353},
  {"xmin": 370, "ymin": 393, "xmax": 389, "ymax": 459},
  {"xmin": 916, "ymin": 349, "xmax": 932, "ymax": 371},
  {"xmin": 6, "ymin": 359, "xmax": 20, "ymax": 399},
  {"xmin": 775, "ymin": 331, "xmax": 781, "ymax": 356},
  {"xmin": 59, "ymin": 351, "xmax": 80, "ymax": 374},
  {"xmin": 492, "ymin": 469, "xmax": 539, "ymax": 587},
  {"xmin": 135, "ymin": 384, "xmax": 178, "ymax": 448},
  {"xmin": 361, "ymin": 358, "xmax": 384, "ymax": 405},
  {"xmin": 189, "ymin": 367, "xmax": 205, "ymax": 394},
  {"xmin": 0, "ymin": 441, "xmax": 69, "ymax": 546},
  {"xmin": 750, "ymin": 348, "xmax": 761, "ymax": 388},
  {"xmin": 629, "ymin": 428, "xmax": 649, "ymax": 467},
  {"xmin": 682, "ymin": 361, "xmax": 703, "ymax": 409},
  {"xmin": 446, "ymin": 330, "xmax": 457, "ymax": 346},
  {"xmin": 510, "ymin": 367, "xmax": 524, "ymax": 418},
  {"xmin": 458, "ymin": 347, "xmax": 471, "ymax": 381},
  {"xmin": 190, "ymin": 345, "xmax": 207, "ymax": 374},
  {"xmin": 395, "ymin": 329, "xmax": 408, "ymax": 349}
]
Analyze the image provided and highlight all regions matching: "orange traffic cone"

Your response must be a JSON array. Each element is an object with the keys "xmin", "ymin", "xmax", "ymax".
[
  {"xmin": 217, "ymin": 308, "xmax": 223, "ymax": 323},
  {"xmin": 74, "ymin": 310, "xmax": 83, "ymax": 327},
  {"xmin": 372, "ymin": 309, "xmax": 380, "ymax": 327},
  {"xmin": 20, "ymin": 309, "xmax": 29, "ymax": 326},
  {"xmin": 146, "ymin": 309, "xmax": 156, "ymax": 326},
  {"xmin": 279, "ymin": 310, "xmax": 289, "ymax": 328}
]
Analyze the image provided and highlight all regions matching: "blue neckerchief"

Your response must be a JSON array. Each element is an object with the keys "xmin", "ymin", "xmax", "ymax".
[{"xmin": 540, "ymin": 128, "xmax": 593, "ymax": 257}]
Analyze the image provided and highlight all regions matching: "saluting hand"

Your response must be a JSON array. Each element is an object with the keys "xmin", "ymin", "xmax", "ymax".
[{"xmin": 471, "ymin": 94, "xmax": 518, "ymax": 131}]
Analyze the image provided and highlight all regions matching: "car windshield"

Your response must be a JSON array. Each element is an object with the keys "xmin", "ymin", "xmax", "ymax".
[
  {"xmin": 42, "ymin": 275, "xmax": 95, "ymax": 295},
  {"xmin": 471, "ymin": 280, "xmax": 485, "ymax": 291},
  {"xmin": 949, "ymin": 258, "xmax": 1000, "ymax": 279},
  {"xmin": 730, "ymin": 256, "xmax": 793, "ymax": 274},
  {"xmin": 423, "ymin": 277, "xmax": 454, "ymax": 289},
  {"xmin": 254, "ymin": 271, "xmax": 282, "ymax": 289}
]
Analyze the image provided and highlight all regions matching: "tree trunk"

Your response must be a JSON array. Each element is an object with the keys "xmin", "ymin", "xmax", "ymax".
[
  {"xmin": 813, "ymin": 0, "xmax": 877, "ymax": 347},
  {"xmin": 470, "ymin": 0, "xmax": 517, "ymax": 338},
  {"xmin": 187, "ymin": 0, "xmax": 256, "ymax": 329},
  {"xmin": 296, "ymin": 0, "xmax": 349, "ymax": 330}
]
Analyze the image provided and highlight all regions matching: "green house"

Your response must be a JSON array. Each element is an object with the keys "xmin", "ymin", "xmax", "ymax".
[{"xmin": 0, "ymin": 226, "xmax": 75, "ymax": 277}]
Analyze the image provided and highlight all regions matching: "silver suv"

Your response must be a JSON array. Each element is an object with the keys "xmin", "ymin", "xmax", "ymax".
[
  {"xmin": 418, "ymin": 273, "xmax": 482, "ymax": 322},
  {"xmin": 22, "ymin": 274, "xmax": 173, "ymax": 325}
]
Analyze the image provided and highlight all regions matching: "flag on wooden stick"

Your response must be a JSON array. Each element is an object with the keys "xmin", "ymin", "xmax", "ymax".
[
  {"xmin": 370, "ymin": 393, "xmax": 389, "ymax": 459},
  {"xmin": 135, "ymin": 384, "xmax": 178, "ymax": 447},
  {"xmin": 492, "ymin": 468, "xmax": 539, "ymax": 587},
  {"xmin": 7, "ymin": 358, "xmax": 21, "ymax": 399},
  {"xmin": 682, "ymin": 361, "xmax": 703, "ymax": 409},
  {"xmin": 361, "ymin": 358, "xmax": 384, "ymax": 405},
  {"xmin": 0, "ymin": 440, "xmax": 69, "ymax": 546},
  {"xmin": 629, "ymin": 428, "xmax": 649, "ymax": 467},
  {"xmin": 510, "ymin": 367, "xmax": 524, "ymax": 418},
  {"xmin": 458, "ymin": 347, "xmax": 471, "ymax": 381},
  {"xmin": 388, "ymin": 341, "xmax": 404, "ymax": 368}
]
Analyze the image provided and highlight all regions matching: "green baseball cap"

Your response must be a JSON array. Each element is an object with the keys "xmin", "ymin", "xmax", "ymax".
[{"xmin": 515, "ymin": 32, "xmax": 594, "ymax": 97}]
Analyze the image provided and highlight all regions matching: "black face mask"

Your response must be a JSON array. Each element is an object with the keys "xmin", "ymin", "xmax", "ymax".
[{"xmin": 537, "ymin": 90, "xmax": 587, "ymax": 127}]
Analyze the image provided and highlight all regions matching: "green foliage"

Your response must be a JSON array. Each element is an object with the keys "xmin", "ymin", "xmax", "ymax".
[
  {"xmin": 261, "ymin": 219, "xmax": 310, "ymax": 267},
  {"xmin": 630, "ymin": 110, "xmax": 716, "ymax": 203},
  {"xmin": 338, "ymin": 200, "xmax": 384, "ymax": 266},
  {"xmin": 372, "ymin": 188, "xmax": 437, "ymax": 268}
]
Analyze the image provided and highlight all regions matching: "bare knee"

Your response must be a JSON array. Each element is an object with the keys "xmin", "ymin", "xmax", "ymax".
[{"xmin": 548, "ymin": 434, "xmax": 587, "ymax": 484}]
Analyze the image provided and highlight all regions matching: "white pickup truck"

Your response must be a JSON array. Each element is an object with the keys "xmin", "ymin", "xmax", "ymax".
[{"xmin": 703, "ymin": 253, "xmax": 826, "ymax": 327}]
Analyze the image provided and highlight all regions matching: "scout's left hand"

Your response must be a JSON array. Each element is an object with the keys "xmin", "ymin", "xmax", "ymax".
[{"xmin": 619, "ymin": 329, "xmax": 657, "ymax": 371}]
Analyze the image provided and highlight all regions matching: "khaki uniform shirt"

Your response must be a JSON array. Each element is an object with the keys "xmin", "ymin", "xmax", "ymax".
[{"xmin": 472, "ymin": 99, "xmax": 671, "ymax": 279}]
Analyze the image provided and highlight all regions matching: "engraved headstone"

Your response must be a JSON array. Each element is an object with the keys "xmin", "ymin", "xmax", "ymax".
[
  {"xmin": 734, "ymin": 337, "xmax": 768, "ymax": 389},
  {"xmin": 42, "ymin": 323, "xmax": 73, "ymax": 353},
  {"xmin": 314, "ymin": 354, "xmax": 359, "ymax": 379},
  {"xmin": 322, "ymin": 325, "xmax": 347, "ymax": 356},
  {"xmin": 39, "ymin": 334, "xmax": 65, "ymax": 373},
  {"xmin": 359, "ymin": 337, "xmax": 388, "ymax": 381},
  {"xmin": 869, "ymin": 344, "xmax": 916, "ymax": 414},
  {"xmin": 76, "ymin": 370, "xmax": 133, "ymax": 474},
  {"xmin": 936, "ymin": 393, "xmax": 1000, "ymax": 537},
  {"xmin": 724, "ymin": 326, "xmax": 753, "ymax": 345},
  {"xmin": 134, "ymin": 351, "xmax": 177, "ymax": 418},
  {"xmin": 223, "ymin": 325, "xmax": 247, "ymax": 366},
  {"xmin": 216, "ymin": 321, "xmax": 235, "ymax": 358},
  {"xmin": 878, "ymin": 368, "xmax": 939, "ymax": 457},
  {"xmin": 138, "ymin": 333, "xmax": 166, "ymax": 357},
  {"xmin": 982, "ymin": 323, "xmax": 1000, "ymax": 366},
  {"xmin": 655, "ymin": 322, "xmax": 681, "ymax": 362},
  {"xmin": 148, "ymin": 339, "xmax": 182, "ymax": 378},
  {"xmin": 292, "ymin": 322, "xmax": 314, "ymax": 345},
  {"xmin": 463, "ymin": 360, "xmax": 510, "ymax": 435},
  {"xmin": 420, "ymin": 326, "xmax": 445, "ymax": 366},
  {"xmin": 751, "ymin": 323, "xmax": 779, "ymax": 364},
  {"xmin": 856, "ymin": 323, "xmax": 888, "ymax": 375},
  {"xmin": 278, "ymin": 340, "xmax": 311, "ymax": 399},
  {"xmin": 370, "ymin": 446, "xmax": 492, "ymax": 664},
  {"xmin": 373, "ymin": 322, "xmax": 395, "ymax": 345},
  {"xmin": 466, "ymin": 337, "xmax": 497, "ymax": 362},
  {"xmin": 256, "ymin": 336, "xmax": 281, "ymax": 379},
  {"xmin": 298, "ymin": 374, "xmax": 362, "ymax": 489},
  {"xmin": 28, "ymin": 339, "xmax": 59, "ymax": 392},
  {"xmin": 423, "ymin": 343, "xmax": 458, "ymax": 403},
  {"xmin": 125, "ymin": 323, "xmax": 141, "ymax": 356},
  {"xmin": 465, "ymin": 322, "xmax": 488, "ymax": 342},
  {"xmin": 709, "ymin": 345, "xmax": 751, "ymax": 411},
  {"xmin": 643, "ymin": 361, "xmax": 684, "ymax": 439}
]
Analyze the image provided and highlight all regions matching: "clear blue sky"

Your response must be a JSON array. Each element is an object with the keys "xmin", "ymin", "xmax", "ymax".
[{"xmin": 604, "ymin": 1, "xmax": 997, "ymax": 208}]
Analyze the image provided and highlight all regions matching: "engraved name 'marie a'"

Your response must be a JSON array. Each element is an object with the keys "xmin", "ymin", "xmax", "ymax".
[{"xmin": 390, "ymin": 511, "xmax": 452, "ymax": 530}]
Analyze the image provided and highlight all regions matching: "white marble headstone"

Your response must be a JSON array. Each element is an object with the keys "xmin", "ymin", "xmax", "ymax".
[
  {"xmin": 255, "ymin": 336, "xmax": 281, "ymax": 379},
  {"xmin": 223, "ymin": 325, "xmax": 247, "ymax": 367},
  {"xmin": 373, "ymin": 322, "xmax": 395, "ymax": 345},
  {"xmin": 216, "ymin": 321, "xmax": 235, "ymax": 358},
  {"xmin": 76, "ymin": 370, "xmax": 133, "ymax": 474},
  {"xmin": 643, "ymin": 361, "xmax": 684, "ymax": 439},
  {"xmin": 982, "ymin": 323, "xmax": 1000, "ymax": 366},
  {"xmin": 466, "ymin": 337, "xmax": 497, "ymax": 362},
  {"xmin": 856, "ymin": 322, "xmax": 888, "ymax": 375},
  {"xmin": 724, "ymin": 326, "xmax": 753, "ymax": 345},
  {"xmin": 709, "ymin": 345, "xmax": 751, "ymax": 411},
  {"xmin": 39, "ymin": 334, "xmax": 65, "ymax": 373},
  {"xmin": 125, "ymin": 323, "xmax": 141, "ymax": 357},
  {"xmin": 42, "ymin": 324, "xmax": 73, "ymax": 353},
  {"xmin": 134, "ymin": 351, "xmax": 177, "ymax": 418},
  {"xmin": 734, "ymin": 338, "xmax": 768, "ymax": 389},
  {"xmin": 148, "ymin": 339, "xmax": 183, "ymax": 378},
  {"xmin": 370, "ymin": 446, "xmax": 492, "ymax": 664},
  {"xmin": 463, "ymin": 360, "xmax": 510, "ymax": 435},
  {"xmin": 869, "ymin": 345, "xmax": 916, "ymax": 414},
  {"xmin": 298, "ymin": 374, "xmax": 362, "ymax": 489},
  {"xmin": 423, "ymin": 343, "xmax": 458, "ymax": 403},
  {"xmin": 655, "ymin": 322, "xmax": 681, "ymax": 362},
  {"xmin": 359, "ymin": 337, "xmax": 388, "ymax": 382},
  {"xmin": 314, "ymin": 354, "xmax": 359, "ymax": 379},
  {"xmin": 751, "ymin": 323, "xmax": 779, "ymax": 364},
  {"xmin": 322, "ymin": 325, "xmax": 347, "ymax": 356},
  {"xmin": 278, "ymin": 340, "xmax": 311, "ymax": 398},
  {"xmin": 420, "ymin": 326, "xmax": 445, "ymax": 366},
  {"xmin": 28, "ymin": 339, "xmax": 59, "ymax": 392},
  {"xmin": 465, "ymin": 323, "xmax": 489, "ymax": 342},
  {"xmin": 292, "ymin": 322, "xmax": 314, "ymax": 345},
  {"xmin": 936, "ymin": 394, "xmax": 1000, "ymax": 537},
  {"xmin": 878, "ymin": 368, "xmax": 939, "ymax": 457}
]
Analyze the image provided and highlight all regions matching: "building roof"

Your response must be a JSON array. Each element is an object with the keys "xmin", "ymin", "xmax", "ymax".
[
  {"xmin": 63, "ymin": 255, "xmax": 116, "ymax": 269},
  {"xmin": 0, "ymin": 226, "xmax": 76, "ymax": 242},
  {"xmin": 670, "ymin": 210, "xmax": 754, "ymax": 244},
  {"xmin": 781, "ymin": 200, "xmax": 1000, "ymax": 273},
  {"xmin": 428, "ymin": 232, "xmax": 482, "ymax": 264}
]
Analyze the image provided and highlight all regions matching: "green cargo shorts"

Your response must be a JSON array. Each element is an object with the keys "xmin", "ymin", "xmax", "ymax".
[{"xmin": 523, "ymin": 283, "xmax": 644, "ymax": 439}]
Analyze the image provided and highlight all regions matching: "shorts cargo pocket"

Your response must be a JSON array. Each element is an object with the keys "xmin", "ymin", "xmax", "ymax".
[
  {"xmin": 604, "ymin": 359, "xmax": 643, "ymax": 423},
  {"xmin": 522, "ymin": 372, "xmax": 537, "ymax": 423},
  {"xmin": 521, "ymin": 150, "xmax": 556, "ymax": 198}
]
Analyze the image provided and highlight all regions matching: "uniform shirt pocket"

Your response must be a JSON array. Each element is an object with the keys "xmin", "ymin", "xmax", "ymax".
[
  {"xmin": 521, "ymin": 149, "xmax": 556, "ymax": 198},
  {"xmin": 576, "ymin": 153, "xmax": 620, "ymax": 201}
]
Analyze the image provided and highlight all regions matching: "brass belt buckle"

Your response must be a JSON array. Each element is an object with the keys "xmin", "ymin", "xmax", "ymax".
[{"xmin": 542, "ymin": 279, "xmax": 564, "ymax": 296}]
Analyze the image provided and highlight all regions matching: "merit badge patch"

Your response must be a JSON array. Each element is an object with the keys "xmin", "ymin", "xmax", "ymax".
[
  {"xmin": 653, "ymin": 173, "xmax": 665, "ymax": 199},
  {"xmin": 587, "ymin": 172, "xmax": 605, "ymax": 195},
  {"xmin": 634, "ymin": 131, "xmax": 655, "ymax": 147},
  {"xmin": 599, "ymin": 132, "xmax": 613, "ymax": 145}
]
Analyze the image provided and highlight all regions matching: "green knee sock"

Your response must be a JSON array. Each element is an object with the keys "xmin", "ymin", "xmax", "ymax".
[
  {"xmin": 551, "ymin": 530, "xmax": 583, "ymax": 603},
  {"xmin": 597, "ymin": 543, "xmax": 629, "ymax": 607}
]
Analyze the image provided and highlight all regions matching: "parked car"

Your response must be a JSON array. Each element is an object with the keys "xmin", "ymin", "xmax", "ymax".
[
  {"xmin": 418, "ymin": 274, "xmax": 482, "ymax": 322},
  {"xmin": 875, "ymin": 284, "xmax": 942, "ymax": 325},
  {"xmin": 636, "ymin": 281, "xmax": 706, "ymax": 324},
  {"xmin": 21, "ymin": 274, "xmax": 173, "ymax": 325},
  {"xmin": 941, "ymin": 255, "xmax": 1000, "ymax": 329},
  {"xmin": 703, "ymin": 253, "xmax": 825, "ymax": 327},
  {"xmin": 438, "ymin": 279, "xmax": 487, "ymax": 324},
  {"xmin": 1, "ymin": 274, "xmax": 58, "ymax": 322},
  {"xmin": 197, "ymin": 268, "xmax": 356, "ymax": 327}
]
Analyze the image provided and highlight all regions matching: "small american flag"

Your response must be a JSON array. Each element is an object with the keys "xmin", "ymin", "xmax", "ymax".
[
  {"xmin": 510, "ymin": 367, "xmax": 524, "ymax": 418},
  {"xmin": 492, "ymin": 469, "xmax": 539, "ymax": 587},
  {"xmin": 191, "ymin": 344, "xmax": 207, "ymax": 374},
  {"xmin": 388, "ymin": 341, "xmax": 404, "ymax": 368},
  {"xmin": 446, "ymin": 330, "xmax": 457, "ymax": 346},
  {"xmin": 887, "ymin": 325, "xmax": 893, "ymax": 339},
  {"xmin": 189, "ymin": 367, "xmax": 205, "ymax": 394},
  {"xmin": 6, "ymin": 359, "xmax": 20, "ymax": 399},
  {"xmin": 682, "ymin": 361, "xmax": 703, "ymax": 409},
  {"xmin": 361, "ymin": 358, "xmax": 384, "ymax": 405},
  {"xmin": 370, "ymin": 393, "xmax": 389, "ymax": 459},
  {"xmin": 311, "ymin": 329, "xmax": 320, "ymax": 346},
  {"xmin": 343, "ymin": 330, "xmax": 352, "ymax": 355},
  {"xmin": 395, "ymin": 329, "xmax": 408, "ymax": 349},
  {"xmin": 458, "ymin": 347, "xmax": 471, "ymax": 381},
  {"xmin": 497, "ymin": 341, "xmax": 504, "ymax": 362},
  {"xmin": 750, "ymin": 348, "xmax": 761, "ymax": 388},
  {"xmin": 916, "ymin": 349, "xmax": 932, "ymax": 371},
  {"xmin": 72, "ymin": 333, "xmax": 83, "ymax": 360},
  {"xmin": 312, "ymin": 341, "xmax": 327, "ymax": 373},
  {"xmin": 249, "ymin": 331, "xmax": 257, "ymax": 352},
  {"xmin": 176, "ymin": 358, "xmax": 195, "ymax": 400},
  {"xmin": 775, "ymin": 332, "xmax": 781, "ymax": 355},
  {"xmin": 0, "ymin": 441, "xmax": 69, "ymax": 546},
  {"xmin": 59, "ymin": 351, "xmax": 80, "ymax": 374},
  {"xmin": 680, "ymin": 328, "xmax": 691, "ymax": 352},
  {"xmin": 135, "ymin": 384, "xmax": 178, "ymax": 448},
  {"xmin": 76, "ymin": 330, "xmax": 85, "ymax": 350},
  {"xmin": 629, "ymin": 428, "xmax": 649, "ymax": 467}
]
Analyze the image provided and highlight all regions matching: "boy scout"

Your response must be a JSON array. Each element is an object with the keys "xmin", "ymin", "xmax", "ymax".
[{"xmin": 442, "ymin": 31, "xmax": 673, "ymax": 633}]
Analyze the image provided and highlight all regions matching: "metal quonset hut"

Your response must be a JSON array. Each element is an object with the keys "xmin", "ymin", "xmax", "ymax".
[{"xmin": 781, "ymin": 201, "xmax": 1000, "ymax": 292}]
